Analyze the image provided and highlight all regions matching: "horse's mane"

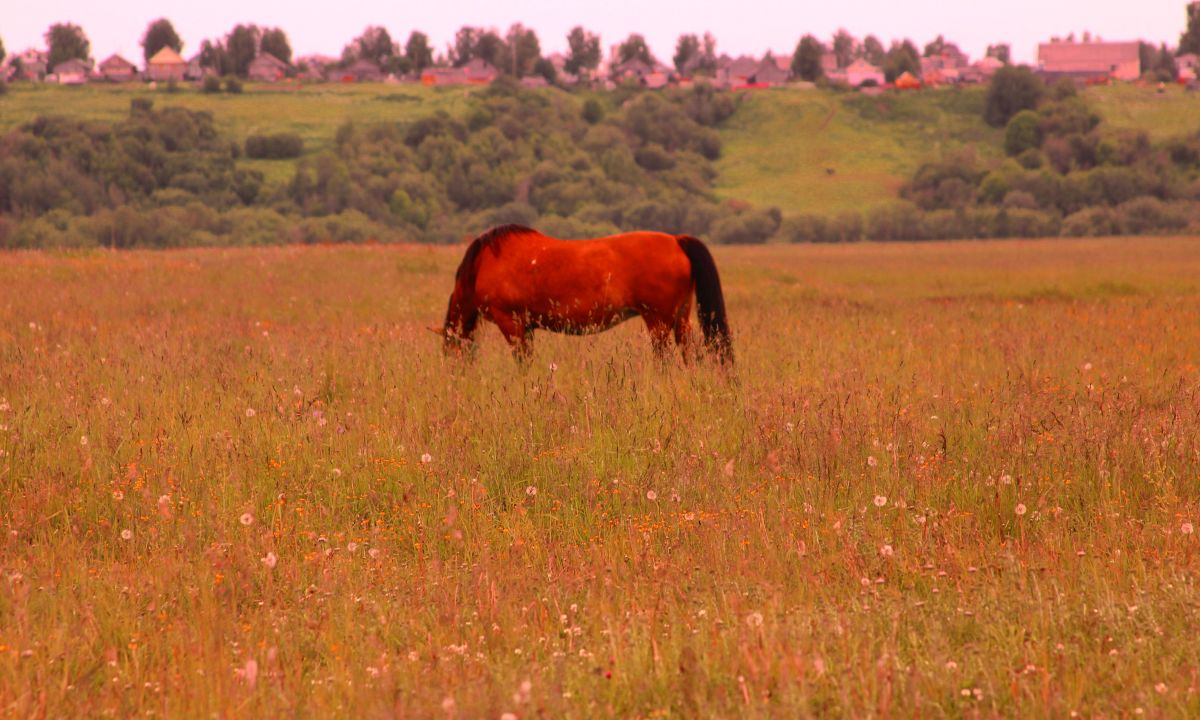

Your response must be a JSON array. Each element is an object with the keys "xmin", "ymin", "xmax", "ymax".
[{"xmin": 454, "ymin": 224, "xmax": 536, "ymax": 289}]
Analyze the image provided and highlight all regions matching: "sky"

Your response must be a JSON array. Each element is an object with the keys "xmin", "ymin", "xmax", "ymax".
[{"xmin": 3, "ymin": 0, "xmax": 1190, "ymax": 66}]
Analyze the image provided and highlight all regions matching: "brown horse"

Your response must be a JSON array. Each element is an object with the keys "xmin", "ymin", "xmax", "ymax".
[{"xmin": 433, "ymin": 225, "xmax": 732, "ymax": 364}]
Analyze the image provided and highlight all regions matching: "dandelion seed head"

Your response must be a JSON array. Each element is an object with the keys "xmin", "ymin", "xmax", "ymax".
[
  {"xmin": 111, "ymin": 490, "xmax": 124, "ymax": 501},
  {"xmin": 420, "ymin": 453, "xmax": 432, "ymax": 464},
  {"xmin": 745, "ymin": 611, "xmax": 763, "ymax": 628},
  {"xmin": 368, "ymin": 548, "xmax": 380, "ymax": 559},
  {"xmin": 244, "ymin": 408, "xmax": 256, "ymax": 418},
  {"xmin": 261, "ymin": 552, "xmax": 277, "ymax": 569},
  {"xmin": 346, "ymin": 542, "xmax": 358, "ymax": 553},
  {"xmin": 646, "ymin": 490, "xmax": 657, "ymax": 501},
  {"xmin": 867, "ymin": 455, "xmax": 878, "ymax": 468},
  {"xmin": 525, "ymin": 486, "xmax": 537, "ymax": 497},
  {"xmin": 1155, "ymin": 682, "xmax": 1168, "ymax": 694},
  {"xmin": 120, "ymin": 529, "xmax": 133, "ymax": 541},
  {"xmin": 873, "ymin": 495, "xmax": 887, "ymax": 507},
  {"xmin": 1182, "ymin": 522, "xmax": 1194, "ymax": 535},
  {"xmin": 80, "ymin": 435, "xmax": 89, "ymax": 446},
  {"xmin": 1015, "ymin": 503, "xmax": 1028, "ymax": 516},
  {"xmin": 239, "ymin": 513, "xmax": 255, "ymax": 526},
  {"xmin": 880, "ymin": 544, "xmax": 894, "ymax": 557}
]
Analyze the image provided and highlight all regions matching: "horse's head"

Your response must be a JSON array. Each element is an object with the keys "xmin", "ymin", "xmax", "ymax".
[{"xmin": 428, "ymin": 324, "xmax": 473, "ymax": 357}]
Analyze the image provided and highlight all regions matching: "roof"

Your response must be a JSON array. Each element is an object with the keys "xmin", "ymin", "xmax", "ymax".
[
  {"xmin": 727, "ymin": 56, "xmax": 758, "ymax": 76},
  {"xmin": 148, "ymin": 47, "xmax": 185, "ymax": 66},
  {"xmin": 847, "ymin": 58, "xmax": 882, "ymax": 73},
  {"xmin": 53, "ymin": 58, "xmax": 90, "ymax": 74},
  {"xmin": 100, "ymin": 54, "xmax": 135, "ymax": 70},
  {"xmin": 1037, "ymin": 41, "xmax": 1139, "ymax": 72},
  {"xmin": 463, "ymin": 58, "xmax": 498, "ymax": 75},
  {"xmin": 251, "ymin": 52, "xmax": 289, "ymax": 69}
]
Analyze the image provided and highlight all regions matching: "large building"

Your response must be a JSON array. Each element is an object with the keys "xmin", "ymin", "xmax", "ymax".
[{"xmin": 1037, "ymin": 39, "xmax": 1140, "ymax": 82}]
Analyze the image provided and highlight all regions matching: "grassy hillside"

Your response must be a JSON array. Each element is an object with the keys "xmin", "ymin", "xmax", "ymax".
[
  {"xmin": 713, "ymin": 87, "xmax": 1003, "ymax": 216},
  {"xmin": 1087, "ymin": 83, "xmax": 1200, "ymax": 139},
  {"xmin": 0, "ymin": 82, "xmax": 480, "ymax": 185}
]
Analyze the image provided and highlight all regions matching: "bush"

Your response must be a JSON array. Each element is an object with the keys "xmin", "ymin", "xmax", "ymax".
[
  {"xmin": 245, "ymin": 133, "xmax": 304, "ymax": 159},
  {"xmin": 1115, "ymin": 197, "xmax": 1188, "ymax": 234},
  {"xmin": 711, "ymin": 207, "xmax": 782, "ymax": 244},
  {"xmin": 1061, "ymin": 207, "xmax": 1122, "ymax": 237},
  {"xmin": 202, "ymin": 76, "xmax": 222, "ymax": 94},
  {"xmin": 224, "ymin": 77, "xmax": 243, "ymax": 94},
  {"xmin": 866, "ymin": 201, "xmax": 924, "ymax": 241},
  {"xmin": 985, "ymin": 66, "xmax": 1044, "ymax": 127},
  {"xmin": 1005, "ymin": 110, "xmax": 1042, "ymax": 156},
  {"xmin": 581, "ymin": 98, "xmax": 605, "ymax": 125}
]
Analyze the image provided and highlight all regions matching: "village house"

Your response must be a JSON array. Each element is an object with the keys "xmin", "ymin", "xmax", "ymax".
[
  {"xmin": 51, "ymin": 58, "xmax": 91, "ymax": 85},
  {"xmin": 463, "ymin": 58, "xmax": 499, "ymax": 84},
  {"xmin": 845, "ymin": 57, "xmax": 885, "ymax": 87},
  {"xmin": 1178, "ymin": 53, "xmax": 1199, "ymax": 82},
  {"xmin": 146, "ymin": 47, "xmax": 186, "ymax": 82},
  {"xmin": 248, "ymin": 52, "xmax": 289, "ymax": 82},
  {"xmin": 12, "ymin": 49, "xmax": 49, "ymax": 81},
  {"xmin": 421, "ymin": 66, "xmax": 467, "ymax": 85},
  {"xmin": 717, "ymin": 55, "xmax": 759, "ymax": 87},
  {"xmin": 1037, "ymin": 39, "xmax": 1140, "ymax": 83},
  {"xmin": 331, "ymin": 58, "xmax": 383, "ymax": 82},
  {"xmin": 99, "ymin": 54, "xmax": 138, "ymax": 82},
  {"xmin": 752, "ymin": 56, "xmax": 790, "ymax": 86},
  {"xmin": 612, "ymin": 57, "xmax": 654, "ymax": 84}
]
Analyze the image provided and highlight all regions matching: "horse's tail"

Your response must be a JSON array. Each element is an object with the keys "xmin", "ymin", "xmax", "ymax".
[{"xmin": 676, "ymin": 236, "xmax": 733, "ymax": 365}]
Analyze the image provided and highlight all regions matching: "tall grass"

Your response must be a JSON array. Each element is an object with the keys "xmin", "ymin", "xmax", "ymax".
[{"xmin": 1, "ymin": 238, "xmax": 1200, "ymax": 716}]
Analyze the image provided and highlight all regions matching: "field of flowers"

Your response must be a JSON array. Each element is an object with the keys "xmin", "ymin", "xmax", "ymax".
[{"xmin": 2, "ymin": 237, "xmax": 1200, "ymax": 717}]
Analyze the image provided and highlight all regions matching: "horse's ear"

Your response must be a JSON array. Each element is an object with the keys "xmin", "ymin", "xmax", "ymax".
[{"xmin": 427, "ymin": 325, "xmax": 446, "ymax": 336}]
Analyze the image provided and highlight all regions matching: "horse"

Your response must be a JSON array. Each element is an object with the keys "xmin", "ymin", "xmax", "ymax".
[{"xmin": 432, "ymin": 225, "xmax": 732, "ymax": 364}]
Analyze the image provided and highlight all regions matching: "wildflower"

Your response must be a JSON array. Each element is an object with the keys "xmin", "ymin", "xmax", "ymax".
[
  {"xmin": 646, "ymin": 490, "xmax": 657, "ymax": 501},
  {"xmin": 867, "ymin": 456, "xmax": 878, "ymax": 468},
  {"xmin": 684, "ymin": 512, "xmax": 696, "ymax": 522},
  {"xmin": 441, "ymin": 697, "xmax": 456, "ymax": 713},
  {"xmin": 880, "ymin": 544, "xmax": 894, "ymax": 557},
  {"xmin": 945, "ymin": 660, "xmax": 958, "ymax": 671},
  {"xmin": 80, "ymin": 436, "xmax": 89, "ymax": 446},
  {"xmin": 235, "ymin": 658, "xmax": 258, "ymax": 688},
  {"xmin": 245, "ymin": 408, "xmax": 256, "ymax": 418},
  {"xmin": 262, "ymin": 552, "xmax": 277, "ymax": 569},
  {"xmin": 501, "ymin": 714, "xmax": 517, "ymax": 720},
  {"xmin": 112, "ymin": 490, "xmax": 124, "ymax": 502},
  {"xmin": 745, "ymin": 612, "xmax": 763, "ymax": 628},
  {"xmin": 346, "ymin": 542, "xmax": 358, "ymax": 553},
  {"xmin": 525, "ymin": 486, "xmax": 537, "ymax": 497},
  {"xmin": 873, "ymin": 495, "xmax": 887, "ymax": 508},
  {"xmin": 421, "ymin": 453, "xmax": 432, "ymax": 464},
  {"xmin": 548, "ymin": 362, "xmax": 558, "ymax": 372},
  {"xmin": 1155, "ymin": 682, "xmax": 1168, "ymax": 694},
  {"xmin": 368, "ymin": 548, "xmax": 380, "ymax": 559},
  {"xmin": 120, "ymin": 529, "xmax": 133, "ymax": 541},
  {"xmin": 1015, "ymin": 503, "xmax": 1027, "ymax": 517},
  {"xmin": 240, "ymin": 513, "xmax": 255, "ymax": 526},
  {"xmin": 1182, "ymin": 522, "xmax": 1194, "ymax": 535},
  {"xmin": 1000, "ymin": 474, "xmax": 1013, "ymax": 485},
  {"xmin": 860, "ymin": 577, "xmax": 871, "ymax": 587}
]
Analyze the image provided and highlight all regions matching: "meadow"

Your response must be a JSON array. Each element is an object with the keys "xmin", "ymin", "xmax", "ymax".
[{"xmin": 2, "ymin": 237, "xmax": 1200, "ymax": 717}]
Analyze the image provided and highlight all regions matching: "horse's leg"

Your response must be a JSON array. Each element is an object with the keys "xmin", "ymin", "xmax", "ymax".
[
  {"xmin": 673, "ymin": 295, "xmax": 694, "ymax": 364},
  {"xmin": 642, "ymin": 313, "xmax": 674, "ymax": 361},
  {"xmin": 491, "ymin": 312, "xmax": 533, "ymax": 363}
]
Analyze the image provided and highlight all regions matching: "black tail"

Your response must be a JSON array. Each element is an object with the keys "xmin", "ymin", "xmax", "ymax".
[{"xmin": 677, "ymin": 236, "xmax": 733, "ymax": 365}]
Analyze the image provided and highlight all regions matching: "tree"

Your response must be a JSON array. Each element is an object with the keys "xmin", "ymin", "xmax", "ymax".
[
  {"xmin": 882, "ymin": 40, "xmax": 921, "ymax": 82},
  {"xmin": 986, "ymin": 44, "xmax": 1011, "ymax": 64},
  {"xmin": 45, "ymin": 23, "xmax": 90, "ymax": 70},
  {"xmin": 924, "ymin": 34, "xmax": 946, "ymax": 57},
  {"xmin": 791, "ymin": 35, "xmax": 826, "ymax": 81},
  {"xmin": 674, "ymin": 34, "xmax": 700, "ymax": 74},
  {"xmin": 225, "ymin": 24, "xmax": 260, "ymax": 77},
  {"xmin": 505, "ymin": 24, "xmax": 541, "ymax": 77},
  {"xmin": 344, "ymin": 26, "xmax": 396, "ymax": 66},
  {"xmin": 617, "ymin": 34, "xmax": 654, "ymax": 66},
  {"xmin": 1004, "ymin": 110, "xmax": 1042, "ymax": 156},
  {"xmin": 861, "ymin": 35, "xmax": 886, "ymax": 66},
  {"xmin": 405, "ymin": 31, "xmax": 433, "ymax": 72},
  {"xmin": 260, "ymin": 27, "xmax": 292, "ymax": 64},
  {"xmin": 984, "ymin": 65, "xmax": 1044, "ymax": 127},
  {"xmin": 832, "ymin": 29, "xmax": 857, "ymax": 68},
  {"xmin": 452, "ymin": 27, "xmax": 507, "ymax": 69},
  {"xmin": 697, "ymin": 33, "xmax": 718, "ymax": 76},
  {"xmin": 1181, "ymin": 1, "xmax": 1200, "ymax": 55},
  {"xmin": 565, "ymin": 26, "xmax": 601, "ymax": 77},
  {"xmin": 198, "ymin": 39, "xmax": 229, "ymax": 75},
  {"xmin": 141, "ymin": 19, "xmax": 182, "ymax": 64},
  {"xmin": 0, "ymin": 37, "xmax": 6, "ymax": 67}
]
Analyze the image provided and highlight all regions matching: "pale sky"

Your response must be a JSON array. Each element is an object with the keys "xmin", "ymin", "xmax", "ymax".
[{"xmin": 3, "ymin": 0, "xmax": 1189, "ymax": 65}]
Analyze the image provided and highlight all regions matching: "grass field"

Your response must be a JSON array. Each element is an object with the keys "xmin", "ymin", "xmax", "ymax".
[{"xmin": 2, "ymin": 238, "xmax": 1200, "ymax": 717}]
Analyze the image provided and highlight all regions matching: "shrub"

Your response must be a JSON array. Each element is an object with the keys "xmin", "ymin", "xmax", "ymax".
[
  {"xmin": 224, "ymin": 77, "xmax": 243, "ymax": 94},
  {"xmin": 245, "ymin": 133, "xmax": 304, "ymax": 159},
  {"xmin": 1115, "ymin": 197, "xmax": 1188, "ymax": 234},
  {"xmin": 1005, "ymin": 110, "xmax": 1042, "ymax": 157},
  {"xmin": 202, "ymin": 76, "xmax": 222, "ymax": 94},
  {"xmin": 783, "ymin": 214, "xmax": 829, "ymax": 243},
  {"xmin": 984, "ymin": 66, "xmax": 1044, "ymax": 127},
  {"xmin": 866, "ymin": 201, "xmax": 924, "ymax": 241},
  {"xmin": 711, "ymin": 207, "xmax": 782, "ymax": 244},
  {"xmin": 1061, "ymin": 207, "xmax": 1121, "ymax": 237},
  {"xmin": 581, "ymin": 98, "xmax": 605, "ymax": 125}
]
